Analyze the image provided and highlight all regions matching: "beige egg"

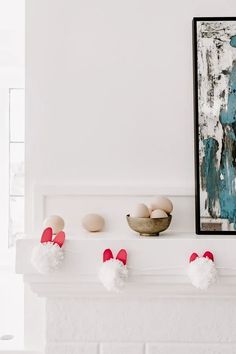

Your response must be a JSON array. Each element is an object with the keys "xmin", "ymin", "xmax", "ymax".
[
  {"xmin": 43, "ymin": 215, "xmax": 65, "ymax": 234},
  {"xmin": 150, "ymin": 196, "xmax": 173, "ymax": 214},
  {"xmin": 132, "ymin": 203, "xmax": 150, "ymax": 218},
  {"xmin": 82, "ymin": 214, "xmax": 105, "ymax": 232},
  {"xmin": 151, "ymin": 209, "xmax": 168, "ymax": 218}
]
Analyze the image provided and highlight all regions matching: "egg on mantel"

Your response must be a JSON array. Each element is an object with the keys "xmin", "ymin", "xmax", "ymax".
[
  {"xmin": 43, "ymin": 215, "xmax": 65, "ymax": 234},
  {"xmin": 150, "ymin": 196, "xmax": 173, "ymax": 214},
  {"xmin": 150, "ymin": 209, "xmax": 168, "ymax": 218},
  {"xmin": 132, "ymin": 203, "xmax": 150, "ymax": 218},
  {"xmin": 82, "ymin": 213, "xmax": 105, "ymax": 232}
]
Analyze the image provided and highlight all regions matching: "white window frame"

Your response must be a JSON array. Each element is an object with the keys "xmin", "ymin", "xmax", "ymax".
[{"xmin": 0, "ymin": 1, "xmax": 26, "ymax": 351}]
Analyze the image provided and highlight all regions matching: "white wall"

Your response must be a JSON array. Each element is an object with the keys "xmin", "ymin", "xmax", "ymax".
[
  {"xmin": 27, "ymin": 0, "xmax": 201, "ymax": 230},
  {"xmin": 25, "ymin": 0, "xmax": 236, "ymax": 229},
  {"xmin": 26, "ymin": 0, "xmax": 194, "ymax": 187}
]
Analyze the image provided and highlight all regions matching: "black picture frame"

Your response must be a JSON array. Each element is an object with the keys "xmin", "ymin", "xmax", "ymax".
[{"xmin": 193, "ymin": 17, "xmax": 236, "ymax": 234}]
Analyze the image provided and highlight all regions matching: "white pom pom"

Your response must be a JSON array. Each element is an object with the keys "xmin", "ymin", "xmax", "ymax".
[
  {"xmin": 98, "ymin": 259, "xmax": 128, "ymax": 292},
  {"xmin": 187, "ymin": 257, "xmax": 217, "ymax": 290},
  {"xmin": 31, "ymin": 242, "xmax": 64, "ymax": 274}
]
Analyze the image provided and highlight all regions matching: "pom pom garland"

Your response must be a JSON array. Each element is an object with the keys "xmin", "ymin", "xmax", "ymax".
[
  {"xmin": 31, "ymin": 227, "xmax": 66, "ymax": 274},
  {"xmin": 99, "ymin": 258, "xmax": 128, "ymax": 291},
  {"xmin": 187, "ymin": 251, "xmax": 217, "ymax": 290},
  {"xmin": 31, "ymin": 242, "xmax": 64, "ymax": 274},
  {"xmin": 31, "ymin": 233, "xmax": 220, "ymax": 294},
  {"xmin": 98, "ymin": 249, "xmax": 128, "ymax": 292}
]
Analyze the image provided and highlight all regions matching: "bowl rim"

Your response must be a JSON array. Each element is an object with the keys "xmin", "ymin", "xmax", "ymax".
[{"xmin": 126, "ymin": 214, "xmax": 172, "ymax": 220}]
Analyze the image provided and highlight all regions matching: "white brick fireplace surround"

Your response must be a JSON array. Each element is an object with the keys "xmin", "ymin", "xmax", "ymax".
[{"xmin": 16, "ymin": 185, "xmax": 236, "ymax": 354}]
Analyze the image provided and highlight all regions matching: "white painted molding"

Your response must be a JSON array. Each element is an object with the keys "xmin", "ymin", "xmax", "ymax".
[
  {"xmin": 33, "ymin": 182, "xmax": 194, "ymax": 220},
  {"xmin": 0, "ymin": 352, "xmax": 41, "ymax": 354},
  {"xmin": 33, "ymin": 182, "xmax": 194, "ymax": 196},
  {"xmin": 31, "ymin": 182, "xmax": 195, "ymax": 234},
  {"xmin": 23, "ymin": 274, "xmax": 236, "ymax": 299},
  {"xmin": 33, "ymin": 182, "xmax": 194, "ymax": 222}
]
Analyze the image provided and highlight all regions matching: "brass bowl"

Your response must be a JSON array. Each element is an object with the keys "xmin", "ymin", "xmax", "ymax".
[{"xmin": 126, "ymin": 214, "xmax": 172, "ymax": 236}]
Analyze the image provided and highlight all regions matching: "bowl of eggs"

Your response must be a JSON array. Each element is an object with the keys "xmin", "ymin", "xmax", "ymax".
[{"xmin": 126, "ymin": 196, "xmax": 173, "ymax": 236}]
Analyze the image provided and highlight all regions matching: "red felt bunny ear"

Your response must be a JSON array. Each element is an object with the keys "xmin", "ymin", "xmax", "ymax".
[
  {"xmin": 203, "ymin": 251, "xmax": 214, "ymax": 262},
  {"xmin": 53, "ymin": 231, "xmax": 65, "ymax": 247},
  {"xmin": 189, "ymin": 252, "xmax": 199, "ymax": 263},
  {"xmin": 41, "ymin": 227, "xmax": 53, "ymax": 243},
  {"xmin": 103, "ymin": 249, "xmax": 114, "ymax": 262},
  {"xmin": 116, "ymin": 249, "xmax": 127, "ymax": 265}
]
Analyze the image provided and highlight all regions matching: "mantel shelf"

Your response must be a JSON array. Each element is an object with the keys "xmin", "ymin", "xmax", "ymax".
[
  {"xmin": 16, "ymin": 236, "xmax": 236, "ymax": 298},
  {"xmin": 20, "ymin": 230, "xmax": 236, "ymax": 241}
]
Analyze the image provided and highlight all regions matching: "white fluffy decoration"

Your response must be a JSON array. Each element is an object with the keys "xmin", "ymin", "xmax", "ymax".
[
  {"xmin": 98, "ymin": 259, "xmax": 128, "ymax": 292},
  {"xmin": 31, "ymin": 242, "xmax": 64, "ymax": 274},
  {"xmin": 187, "ymin": 257, "xmax": 217, "ymax": 290}
]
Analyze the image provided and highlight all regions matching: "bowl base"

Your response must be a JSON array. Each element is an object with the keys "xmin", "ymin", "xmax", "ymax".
[{"xmin": 140, "ymin": 232, "xmax": 160, "ymax": 236}]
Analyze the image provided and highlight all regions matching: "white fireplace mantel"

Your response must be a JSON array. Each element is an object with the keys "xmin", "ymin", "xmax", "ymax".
[
  {"xmin": 16, "ymin": 186, "xmax": 236, "ymax": 353},
  {"xmin": 16, "ymin": 231, "xmax": 236, "ymax": 354},
  {"xmin": 16, "ymin": 235, "xmax": 236, "ymax": 298}
]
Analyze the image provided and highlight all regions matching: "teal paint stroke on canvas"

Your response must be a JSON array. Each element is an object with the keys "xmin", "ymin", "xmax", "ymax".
[
  {"xmin": 230, "ymin": 35, "xmax": 236, "ymax": 48},
  {"xmin": 219, "ymin": 61, "xmax": 236, "ymax": 227},
  {"xmin": 202, "ymin": 61, "xmax": 236, "ymax": 228},
  {"xmin": 201, "ymin": 138, "xmax": 219, "ymax": 219}
]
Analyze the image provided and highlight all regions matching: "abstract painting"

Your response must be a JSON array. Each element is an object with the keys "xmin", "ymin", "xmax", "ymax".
[{"xmin": 193, "ymin": 18, "xmax": 236, "ymax": 234}]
